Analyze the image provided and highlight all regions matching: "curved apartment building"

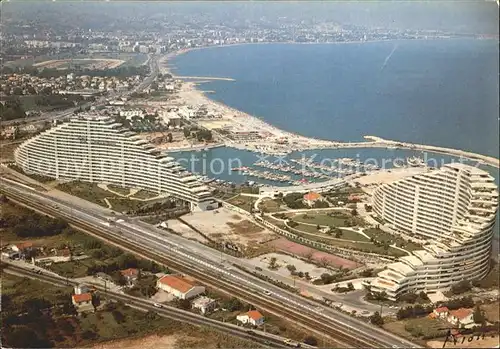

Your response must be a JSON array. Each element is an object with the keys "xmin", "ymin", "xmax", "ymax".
[
  {"xmin": 369, "ymin": 163, "xmax": 498, "ymax": 300},
  {"xmin": 14, "ymin": 115, "xmax": 216, "ymax": 211}
]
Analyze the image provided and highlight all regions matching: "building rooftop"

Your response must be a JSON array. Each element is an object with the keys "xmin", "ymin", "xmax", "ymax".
[
  {"xmin": 72, "ymin": 293, "xmax": 92, "ymax": 303},
  {"xmin": 120, "ymin": 268, "xmax": 139, "ymax": 277},
  {"xmin": 158, "ymin": 275, "xmax": 195, "ymax": 293},
  {"xmin": 434, "ymin": 306, "xmax": 449, "ymax": 313},
  {"xmin": 303, "ymin": 192, "xmax": 321, "ymax": 201},
  {"xmin": 192, "ymin": 296, "xmax": 216, "ymax": 307},
  {"xmin": 449, "ymin": 308, "xmax": 473, "ymax": 320},
  {"xmin": 242, "ymin": 310, "xmax": 264, "ymax": 321}
]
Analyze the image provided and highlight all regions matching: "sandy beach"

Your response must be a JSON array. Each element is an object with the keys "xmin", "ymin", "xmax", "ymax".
[
  {"xmin": 159, "ymin": 53, "xmax": 338, "ymax": 155},
  {"xmin": 159, "ymin": 46, "xmax": 500, "ymax": 167}
]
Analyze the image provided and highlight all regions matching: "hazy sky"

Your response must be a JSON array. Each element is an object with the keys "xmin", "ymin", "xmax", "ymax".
[{"xmin": 2, "ymin": 1, "xmax": 499, "ymax": 34}]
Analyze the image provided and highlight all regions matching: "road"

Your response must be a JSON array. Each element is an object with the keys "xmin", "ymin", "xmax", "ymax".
[
  {"xmin": 0, "ymin": 177, "xmax": 419, "ymax": 349},
  {"xmin": 2, "ymin": 263, "xmax": 293, "ymax": 349}
]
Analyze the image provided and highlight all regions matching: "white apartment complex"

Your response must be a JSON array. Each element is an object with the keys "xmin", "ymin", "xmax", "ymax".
[
  {"xmin": 369, "ymin": 163, "xmax": 498, "ymax": 300},
  {"xmin": 14, "ymin": 115, "xmax": 216, "ymax": 211}
]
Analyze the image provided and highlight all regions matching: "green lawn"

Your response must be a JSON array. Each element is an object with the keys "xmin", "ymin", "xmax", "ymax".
[
  {"xmin": 291, "ymin": 223, "xmax": 370, "ymax": 242},
  {"xmin": 365, "ymin": 228, "xmax": 423, "ymax": 252},
  {"xmin": 258, "ymin": 198, "xmax": 283, "ymax": 213},
  {"xmin": 130, "ymin": 189, "xmax": 158, "ymax": 200},
  {"xmin": 226, "ymin": 195, "xmax": 256, "ymax": 212},
  {"xmin": 2, "ymin": 273, "xmax": 73, "ymax": 306},
  {"xmin": 292, "ymin": 213, "xmax": 348, "ymax": 227},
  {"xmin": 48, "ymin": 260, "xmax": 89, "ymax": 278},
  {"xmin": 106, "ymin": 197, "xmax": 144, "ymax": 213},
  {"xmin": 107, "ymin": 184, "xmax": 131, "ymax": 196},
  {"xmin": 56, "ymin": 181, "xmax": 111, "ymax": 207}
]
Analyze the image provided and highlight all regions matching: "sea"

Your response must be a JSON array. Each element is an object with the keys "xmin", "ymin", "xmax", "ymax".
[
  {"xmin": 169, "ymin": 39, "xmax": 500, "ymax": 239},
  {"xmin": 169, "ymin": 39, "xmax": 499, "ymax": 179}
]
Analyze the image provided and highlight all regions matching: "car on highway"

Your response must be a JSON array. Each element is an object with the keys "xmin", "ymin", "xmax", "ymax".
[
  {"xmin": 262, "ymin": 290, "xmax": 272, "ymax": 296},
  {"xmin": 153, "ymin": 303, "xmax": 163, "ymax": 308}
]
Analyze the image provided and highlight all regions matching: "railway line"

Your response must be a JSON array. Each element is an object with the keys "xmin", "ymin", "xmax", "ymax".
[
  {"xmin": 3, "ymin": 264, "xmax": 295, "ymax": 349},
  {"xmin": 1, "ymin": 181, "xmax": 418, "ymax": 348}
]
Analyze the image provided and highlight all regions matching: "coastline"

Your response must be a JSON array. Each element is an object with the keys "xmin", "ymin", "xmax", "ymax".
[
  {"xmin": 164, "ymin": 36, "xmax": 498, "ymax": 60},
  {"xmin": 160, "ymin": 43, "xmax": 500, "ymax": 169}
]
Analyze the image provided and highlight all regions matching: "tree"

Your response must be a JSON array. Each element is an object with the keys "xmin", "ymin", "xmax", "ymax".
[
  {"xmin": 370, "ymin": 311, "xmax": 384, "ymax": 326},
  {"xmin": 351, "ymin": 209, "xmax": 358, "ymax": 216},
  {"xmin": 222, "ymin": 297, "xmax": 243, "ymax": 311},
  {"xmin": 286, "ymin": 264, "xmax": 297, "ymax": 275},
  {"xmin": 268, "ymin": 257, "xmax": 278, "ymax": 270},
  {"xmin": 473, "ymin": 305, "xmax": 486, "ymax": 325},
  {"xmin": 167, "ymin": 132, "xmax": 173, "ymax": 142},
  {"xmin": 451, "ymin": 280, "xmax": 472, "ymax": 294},
  {"xmin": 347, "ymin": 282, "xmax": 354, "ymax": 291},
  {"xmin": 177, "ymin": 299, "xmax": 191, "ymax": 310},
  {"xmin": 418, "ymin": 291, "xmax": 429, "ymax": 302},
  {"xmin": 335, "ymin": 229, "xmax": 343, "ymax": 239},
  {"xmin": 303, "ymin": 336, "xmax": 318, "ymax": 346}
]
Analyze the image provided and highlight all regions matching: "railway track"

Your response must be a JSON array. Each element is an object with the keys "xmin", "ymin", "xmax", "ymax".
[
  {"xmin": 3, "ymin": 264, "xmax": 293, "ymax": 349},
  {"xmin": 2, "ymin": 188, "xmax": 395, "ymax": 348}
]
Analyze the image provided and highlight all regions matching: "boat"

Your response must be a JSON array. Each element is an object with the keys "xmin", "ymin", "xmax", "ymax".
[{"xmin": 407, "ymin": 156, "xmax": 425, "ymax": 167}]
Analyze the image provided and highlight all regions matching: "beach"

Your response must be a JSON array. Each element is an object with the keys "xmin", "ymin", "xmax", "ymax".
[{"xmin": 159, "ymin": 45, "xmax": 500, "ymax": 168}]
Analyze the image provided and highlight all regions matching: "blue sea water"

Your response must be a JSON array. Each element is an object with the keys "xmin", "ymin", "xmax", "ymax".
[
  {"xmin": 170, "ymin": 39, "xmax": 499, "ymax": 158},
  {"xmin": 170, "ymin": 40, "xmax": 499, "ymax": 238}
]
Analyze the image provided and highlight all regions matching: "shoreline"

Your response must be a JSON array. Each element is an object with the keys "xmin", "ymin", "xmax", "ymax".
[{"xmin": 160, "ymin": 43, "xmax": 500, "ymax": 169}]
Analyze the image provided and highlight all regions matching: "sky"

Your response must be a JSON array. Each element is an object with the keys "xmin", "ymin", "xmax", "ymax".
[{"xmin": 2, "ymin": 1, "xmax": 499, "ymax": 34}]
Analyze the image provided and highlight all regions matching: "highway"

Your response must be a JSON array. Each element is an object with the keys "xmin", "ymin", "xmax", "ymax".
[
  {"xmin": 2, "ymin": 263, "xmax": 294, "ymax": 349},
  {"xmin": 0, "ymin": 177, "xmax": 420, "ymax": 349}
]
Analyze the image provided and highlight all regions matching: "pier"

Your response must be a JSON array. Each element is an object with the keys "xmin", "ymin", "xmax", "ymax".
[
  {"xmin": 174, "ymin": 75, "xmax": 235, "ymax": 81},
  {"xmin": 330, "ymin": 137, "xmax": 499, "ymax": 169}
]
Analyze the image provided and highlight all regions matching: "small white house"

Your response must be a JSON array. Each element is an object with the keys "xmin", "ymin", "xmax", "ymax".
[
  {"xmin": 157, "ymin": 275, "xmax": 205, "ymax": 300},
  {"xmin": 433, "ymin": 306, "xmax": 449, "ymax": 319},
  {"xmin": 236, "ymin": 310, "xmax": 265, "ymax": 326},
  {"xmin": 192, "ymin": 296, "xmax": 217, "ymax": 315},
  {"xmin": 74, "ymin": 284, "xmax": 92, "ymax": 295}
]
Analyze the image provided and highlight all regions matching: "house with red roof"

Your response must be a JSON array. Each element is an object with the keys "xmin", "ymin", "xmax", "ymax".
[
  {"xmin": 71, "ymin": 293, "xmax": 94, "ymax": 314},
  {"xmin": 433, "ymin": 306, "xmax": 449, "ymax": 319},
  {"xmin": 237, "ymin": 310, "xmax": 265, "ymax": 326},
  {"xmin": 448, "ymin": 308, "xmax": 474, "ymax": 328},
  {"xmin": 156, "ymin": 275, "xmax": 205, "ymax": 300},
  {"xmin": 120, "ymin": 268, "xmax": 139, "ymax": 285},
  {"xmin": 303, "ymin": 192, "xmax": 323, "ymax": 207}
]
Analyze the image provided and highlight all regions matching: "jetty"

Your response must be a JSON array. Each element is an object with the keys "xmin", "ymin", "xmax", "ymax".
[{"xmin": 174, "ymin": 75, "xmax": 235, "ymax": 82}]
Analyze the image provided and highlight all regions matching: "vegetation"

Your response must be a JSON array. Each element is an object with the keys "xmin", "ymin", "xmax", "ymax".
[
  {"xmin": 473, "ymin": 305, "xmax": 486, "ymax": 326},
  {"xmin": 404, "ymin": 317, "xmax": 448, "ymax": 339},
  {"xmin": 56, "ymin": 181, "xmax": 111, "ymax": 207},
  {"xmin": 282, "ymin": 192, "xmax": 307, "ymax": 209},
  {"xmin": 450, "ymin": 280, "xmax": 472, "ymax": 295},
  {"xmin": 268, "ymin": 257, "xmax": 279, "ymax": 270},
  {"xmin": 370, "ymin": 311, "xmax": 384, "ymax": 326},
  {"xmin": 1, "ymin": 199, "xmax": 69, "ymax": 238},
  {"xmin": 226, "ymin": 195, "xmax": 255, "ymax": 212},
  {"xmin": 396, "ymin": 292, "xmax": 429, "ymax": 304},
  {"xmin": 303, "ymin": 336, "xmax": 318, "ymax": 346},
  {"xmin": 472, "ymin": 261, "xmax": 499, "ymax": 289},
  {"xmin": 8, "ymin": 164, "xmax": 55, "ymax": 183},
  {"xmin": 396, "ymin": 296, "xmax": 475, "ymax": 320},
  {"xmin": 0, "ymin": 97, "xmax": 26, "ymax": 120}
]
